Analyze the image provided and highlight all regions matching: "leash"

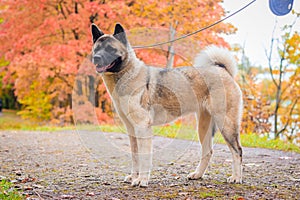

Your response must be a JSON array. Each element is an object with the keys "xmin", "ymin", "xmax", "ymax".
[{"xmin": 132, "ymin": 0, "xmax": 257, "ymax": 49}]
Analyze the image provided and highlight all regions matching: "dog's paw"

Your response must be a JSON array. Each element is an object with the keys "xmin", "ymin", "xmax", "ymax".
[
  {"xmin": 124, "ymin": 175, "xmax": 133, "ymax": 183},
  {"xmin": 187, "ymin": 171, "xmax": 203, "ymax": 180},
  {"xmin": 227, "ymin": 176, "xmax": 242, "ymax": 184},
  {"xmin": 131, "ymin": 177, "xmax": 149, "ymax": 187},
  {"xmin": 124, "ymin": 174, "xmax": 138, "ymax": 184}
]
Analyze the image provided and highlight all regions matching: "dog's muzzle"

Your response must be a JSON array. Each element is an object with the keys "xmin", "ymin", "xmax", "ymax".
[{"xmin": 94, "ymin": 56, "xmax": 122, "ymax": 73}]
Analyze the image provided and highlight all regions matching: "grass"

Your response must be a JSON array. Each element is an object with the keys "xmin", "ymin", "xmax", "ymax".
[
  {"xmin": 240, "ymin": 133, "xmax": 300, "ymax": 153},
  {"xmin": 152, "ymin": 124, "xmax": 300, "ymax": 153},
  {"xmin": 0, "ymin": 180, "xmax": 23, "ymax": 200},
  {"xmin": 155, "ymin": 125, "xmax": 300, "ymax": 153},
  {"xmin": 0, "ymin": 110, "xmax": 299, "ymax": 153},
  {"xmin": 197, "ymin": 191, "xmax": 218, "ymax": 198}
]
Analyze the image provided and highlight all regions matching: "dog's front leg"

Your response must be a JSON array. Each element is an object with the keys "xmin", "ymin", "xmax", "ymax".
[
  {"xmin": 121, "ymin": 120, "xmax": 139, "ymax": 183},
  {"xmin": 131, "ymin": 126, "xmax": 153, "ymax": 187},
  {"xmin": 124, "ymin": 134, "xmax": 139, "ymax": 183}
]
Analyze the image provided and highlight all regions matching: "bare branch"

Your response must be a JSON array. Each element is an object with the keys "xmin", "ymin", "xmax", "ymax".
[
  {"xmin": 282, "ymin": 69, "xmax": 298, "ymax": 96},
  {"xmin": 277, "ymin": 98, "xmax": 298, "ymax": 135},
  {"xmin": 266, "ymin": 19, "xmax": 279, "ymax": 87}
]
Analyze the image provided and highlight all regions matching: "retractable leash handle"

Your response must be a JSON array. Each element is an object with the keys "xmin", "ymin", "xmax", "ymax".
[{"xmin": 269, "ymin": 0, "xmax": 294, "ymax": 16}]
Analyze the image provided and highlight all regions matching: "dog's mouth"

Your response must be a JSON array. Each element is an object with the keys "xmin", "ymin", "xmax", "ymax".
[{"xmin": 96, "ymin": 56, "xmax": 122, "ymax": 73}]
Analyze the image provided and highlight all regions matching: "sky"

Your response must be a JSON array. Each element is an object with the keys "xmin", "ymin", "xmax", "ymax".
[{"xmin": 222, "ymin": 0, "xmax": 300, "ymax": 67}]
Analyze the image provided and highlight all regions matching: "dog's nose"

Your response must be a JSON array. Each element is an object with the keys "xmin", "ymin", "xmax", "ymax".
[{"xmin": 93, "ymin": 55, "xmax": 102, "ymax": 64}]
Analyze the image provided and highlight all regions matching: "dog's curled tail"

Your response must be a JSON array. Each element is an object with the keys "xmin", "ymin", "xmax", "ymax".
[{"xmin": 194, "ymin": 45, "xmax": 237, "ymax": 77}]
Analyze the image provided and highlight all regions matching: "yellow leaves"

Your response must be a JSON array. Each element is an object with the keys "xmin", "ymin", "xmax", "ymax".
[
  {"xmin": 128, "ymin": 0, "xmax": 233, "ymax": 47},
  {"xmin": 286, "ymin": 32, "xmax": 300, "ymax": 65},
  {"xmin": 271, "ymin": 69, "xmax": 280, "ymax": 75},
  {"xmin": 238, "ymin": 67, "xmax": 274, "ymax": 134},
  {"xmin": 17, "ymin": 81, "xmax": 52, "ymax": 122}
]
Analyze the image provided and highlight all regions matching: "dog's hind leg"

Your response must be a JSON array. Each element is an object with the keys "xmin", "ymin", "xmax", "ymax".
[
  {"xmin": 217, "ymin": 115, "xmax": 243, "ymax": 183},
  {"xmin": 188, "ymin": 109, "xmax": 214, "ymax": 180}
]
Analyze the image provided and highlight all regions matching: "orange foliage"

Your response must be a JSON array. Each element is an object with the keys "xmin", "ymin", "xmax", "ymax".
[
  {"xmin": 0, "ymin": 0, "xmax": 235, "ymax": 124},
  {"xmin": 238, "ymin": 70, "xmax": 272, "ymax": 134},
  {"xmin": 127, "ymin": 0, "xmax": 236, "ymax": 48}
]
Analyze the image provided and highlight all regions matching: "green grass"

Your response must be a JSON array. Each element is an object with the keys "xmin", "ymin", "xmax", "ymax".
[
  {"xmin": 0, "ymin": 110, "xmax": 125, "ymax": 132},
  {"xmin": 0, "ymin": 110, "xmax": 299, "ymax": 153},
  {"xmin": 197, "ymin": 191, "xmax": 218, "ymax": 198},
  {"xmin": 152, "ymin": 124, "xmax": 300, "ymax": 153},
  {"xmin": 156, "ymin": 125, "xmax": 300, "ymax": 153},
  {"xmin": 0, "ymin": 180, "xmax": 23, "ymax": 200},
  {"xmin": 240, "ymin": 133, "xmax": 300, "ymax": 153}
]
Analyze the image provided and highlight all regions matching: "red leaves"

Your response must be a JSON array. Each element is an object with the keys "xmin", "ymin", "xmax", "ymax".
[{"xmin": 0, "ymin": 0, "xmax": 235, "ymax": 123}]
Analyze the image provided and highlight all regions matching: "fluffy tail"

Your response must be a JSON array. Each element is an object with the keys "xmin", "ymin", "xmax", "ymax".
[{"xmin": 194, "ymin": 45, "xmax": 237, "ymax": 77}]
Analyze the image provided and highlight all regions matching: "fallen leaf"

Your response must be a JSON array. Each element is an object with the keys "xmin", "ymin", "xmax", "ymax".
[
  {"xmin": 86, "ymin": 192, "xmax": 95, "ymax": 196},
  {"xmin": 22, "ymin": 177, "xmax": 36, "ymax": 183}
]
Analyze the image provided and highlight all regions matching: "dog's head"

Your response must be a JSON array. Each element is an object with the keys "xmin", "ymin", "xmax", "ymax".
[{"xmin": 91, "ymin": 23, "xmax": 128, "ymax": 73}]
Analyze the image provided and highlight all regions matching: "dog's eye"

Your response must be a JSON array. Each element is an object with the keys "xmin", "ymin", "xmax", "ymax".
[
  {"xmin": 93, "ymin": 44, "xmax": 102, "ymax": 53},
  {"xmin": 105, "ymin": 46, "xmax": 116, "ymax": 53}
]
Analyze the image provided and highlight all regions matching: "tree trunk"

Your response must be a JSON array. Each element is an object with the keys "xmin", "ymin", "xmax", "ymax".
[
  {"xmin": 88, "ymin": 75, "xmax": 95, "ymax": 106},
  {"xmin": 166, "ymin": 21, "xmax": 177, "ymax": 69}
]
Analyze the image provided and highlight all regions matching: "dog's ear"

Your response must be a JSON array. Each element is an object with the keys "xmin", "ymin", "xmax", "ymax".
[
  {"xmin": 113, "ymin": 23, "xmax": 127, "ymax": 46},
  {"xmin": 91, "ymin": 24, "xmax": 104, "ymax": 43}
]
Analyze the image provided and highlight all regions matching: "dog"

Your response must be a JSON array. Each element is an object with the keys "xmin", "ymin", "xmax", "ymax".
[{"xmin": 90, "ymin": 23, "xmax": 243, "ymax": 187}]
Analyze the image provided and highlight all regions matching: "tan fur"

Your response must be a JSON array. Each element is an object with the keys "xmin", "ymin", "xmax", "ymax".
[{"xmin": 91, "ymin": 24, "xmax": 243, "ymax": 187}]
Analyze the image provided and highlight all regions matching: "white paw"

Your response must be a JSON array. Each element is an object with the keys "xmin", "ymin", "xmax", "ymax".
[
  {"xmin": 227, "ymin": 176, "xmax": 242, "ymax": 183},
  {"xmin": 187, "ymin": 171, "xmax": 203, "ymax": 180},
  {"xmin": 124, "ymin": 174, "xmax": 138, "ymax": 184},
  {"xmin": 131, "ymin": 177, "xmax": 149, "ymax": 187}
]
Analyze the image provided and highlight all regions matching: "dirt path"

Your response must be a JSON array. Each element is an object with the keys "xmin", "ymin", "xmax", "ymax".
[{"xmin": 0, "ymin": 130, "xmax": 299, "ymax": 199}]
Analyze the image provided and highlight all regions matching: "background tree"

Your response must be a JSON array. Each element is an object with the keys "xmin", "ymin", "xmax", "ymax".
[
  {"xmin": 266, "ymin": 14, "xmax": 299, "ymax": 140},
  {"xmin": 0, "ymin": 57, "xmax": 18, "ymax": 110},
  {"xmin": 128, "ymin": 0, "xmax": 236, "ymax": 67},
  {"xmin": 0, "ymin": 0, "xmax": 125, "ymax": 123},
  {"xmin": 0, "ymin": 0, "xmax": 235, "ymax": 123},
  {"xmin": 232, "ymin": 44, "xmax": 272, "ymax": 135}
]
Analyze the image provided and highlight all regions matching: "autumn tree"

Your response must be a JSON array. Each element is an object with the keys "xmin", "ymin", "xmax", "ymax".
[
  {"xmin": 266, "ymin": 14, "xmax": 300, "ymax": 140},
  {"xmin": 0, "ymin": 0, "xmax": 126, "ymax": 123},
  {"xmin": 232, "ymin": 44, "xmax": 272, "ymax": 135},
  {"xmin": 0, "ymin": 0, "xmax": 236, "ymax": 123},
  {"xmin": 127, "ymin": 0, "xmax": 235, "ymax": 67},
  {"xmin": 0, "ymin": 57, "xmax": 18, "ymax": 109}
]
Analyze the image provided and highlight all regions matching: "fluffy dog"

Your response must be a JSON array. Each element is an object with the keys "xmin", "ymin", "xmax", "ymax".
[{"xmin": 91, "ymin": 23, "xmax": 243, "ymax": 187}]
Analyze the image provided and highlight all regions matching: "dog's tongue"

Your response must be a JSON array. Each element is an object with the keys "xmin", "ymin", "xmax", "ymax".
[{"xmin": 96, "ymin": 62, "xmax": 114, "ymax": 73}]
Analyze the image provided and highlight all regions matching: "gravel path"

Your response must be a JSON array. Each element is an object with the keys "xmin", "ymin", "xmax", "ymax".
[{"xmin": 0, "ymin": 130, "xmax": 299, "ymax": 199}]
